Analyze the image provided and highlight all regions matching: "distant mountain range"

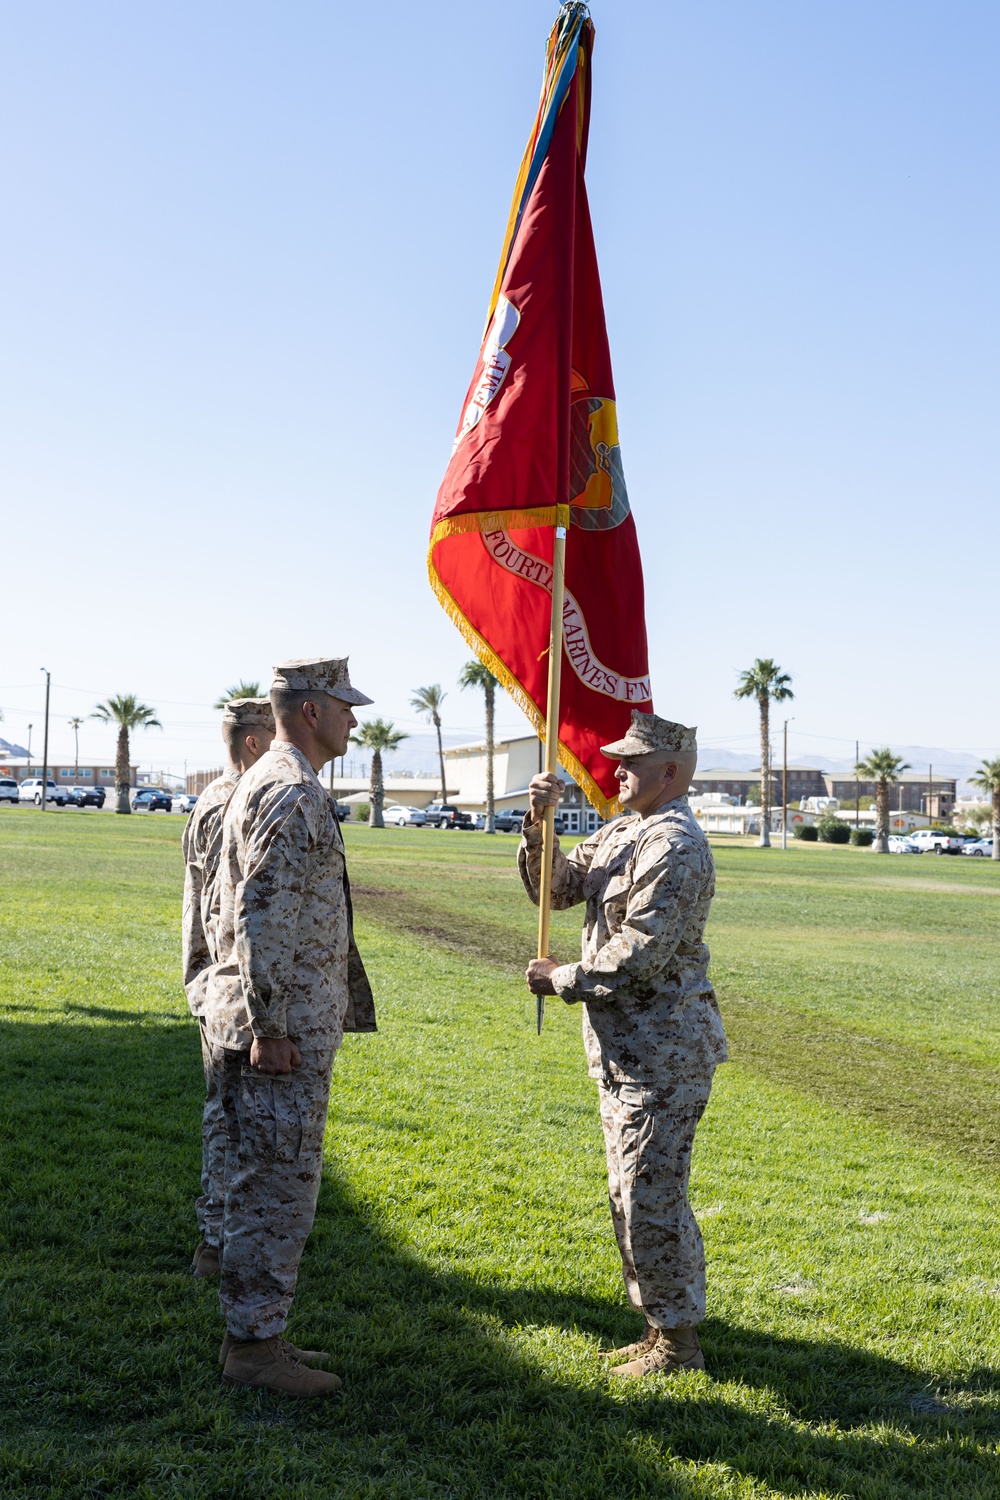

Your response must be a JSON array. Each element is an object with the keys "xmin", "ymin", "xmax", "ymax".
[{"xmin": 0, "ymin": 737, "xmax": 30, "ymax": 758}]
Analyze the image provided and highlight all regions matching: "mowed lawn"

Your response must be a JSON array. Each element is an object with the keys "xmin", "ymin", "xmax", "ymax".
[{"xmin": 1, "ymin": 809, "xmax": 998, "ymax": 1499}]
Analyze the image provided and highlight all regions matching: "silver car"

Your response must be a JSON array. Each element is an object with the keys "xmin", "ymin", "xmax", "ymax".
[
  {"xmin": 887, "ymin": 835, "xmax": 921, "ymax": 853},
  {"xmin": 382, "ymin": 804, "xmax": 427, "ymax": 827},
  {"xmin": 961, "ymin": 838, "xmax": 994, "ymax": 856}
]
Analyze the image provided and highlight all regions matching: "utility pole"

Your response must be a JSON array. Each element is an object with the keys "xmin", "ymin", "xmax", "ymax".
[
  {"xmin": 40, "ymin": 669, "xmax": 51, "ymax": 811},
  {"xmin": 928, "ymin": 762, "xmax": 934, "ymax": 825},
  {"xmin": 781, "ymin": 718, "xmax": 791, "ymax": 850},
  {"xmin": 854, "ymin": 740, "xmax": 859, "ymax": 828}
]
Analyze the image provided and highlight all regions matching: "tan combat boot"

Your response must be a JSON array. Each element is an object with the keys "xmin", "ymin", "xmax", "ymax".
[
  {"xmin": 610, "ymin": 1325, "xmax": 705, "ymax": 1379},
  {"xmin": 222, "ymin": 1336, "xmax": 342, "ymax": 1397},
  {"xmin": 598, "ymin": 1321, "xmax": 658, "ymax": 1362},
  {"xmin": 219, "ymin": 1332, "xmax": 329, "ymax": 1367},
  {"xmin": 191, "ymin": 1241, "xmax": 221, "ymax": 1278}
]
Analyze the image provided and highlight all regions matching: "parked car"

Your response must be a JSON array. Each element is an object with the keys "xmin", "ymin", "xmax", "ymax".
[
  {"xmin": 132, "ymin": 788, "xmax": 173, "ymax": 812},
  {"xmin": 908, "ymin": 829, "xmax": 963, "ymax": 855},
  {"xmin": 494, "ymin": 808, "xmax": 528, "ymax": 833},
  {"xmin": 961, "ymin": 838, "xmax": 994, "ymax": 857},
  {"xmin": 331, "ymin": 800, "xmax": 350, "ymax": 821},
  {"xmin": 423, "ymin": 802, "xmax": 474, "ymax": 830},
  {"xmin": 18, "ymin": 778, "xmax": 66, "ymax": 806},
  {"xmin": 65, "ymin": 785, "xmax": 106, "ymax": 808},
  {"xmin": 0, "ymin": 778, "xmax": 19, "ymax": 804},
  {"xmin": 381, "ymin": 804, "xmax": 427, "ymax": 827},
  {"xmin": 173, "ymin": 793, "xmax": 199, "ymax": 814},
  {"xmin": 887, "ymin": 835, "xmax": 921, "ymax": 854}
]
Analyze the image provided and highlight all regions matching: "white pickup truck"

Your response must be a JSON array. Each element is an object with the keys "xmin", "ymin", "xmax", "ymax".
[
  {"xmin": 908, "ymin": 829, "xmax": 962, "ymax": 855},
  {"xmin": 18, "ymin": 778, "xmax": 66, "ymax": 806}
]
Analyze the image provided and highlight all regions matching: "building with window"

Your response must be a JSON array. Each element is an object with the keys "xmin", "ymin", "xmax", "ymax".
[
  {"xmin": 690, "ymin": 764, "xmax": 955, "ymax": 818},
  {"xmin": 688, "ymin": 768, "xmax": 761, "ymax": 801},
  {"xmin": 689, "ymin": 765, "xmax": 828, "ymax": 804},
  {"xmin": 822, "ymin": 771, "xmax": 956, "ymax": 818},
  {"xmin": 0, "ymin": 757, "xmax": 137, "ymax": 786},
  {"xmin": 444, "ymin": 734, "xmax": 604, "ymax": 834}
]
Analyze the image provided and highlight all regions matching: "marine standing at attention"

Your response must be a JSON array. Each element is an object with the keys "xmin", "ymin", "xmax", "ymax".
[
  {"xmin": 202, "ymin": 656, "xmax": 377, "ymax": 1398},
  {"xmin": 520, "ymin": 711, "xmax": 727, "ymax": 1378},
  {"xmin": 182, "ymin": 696, "xmax": 275, "ymax": 1280}
]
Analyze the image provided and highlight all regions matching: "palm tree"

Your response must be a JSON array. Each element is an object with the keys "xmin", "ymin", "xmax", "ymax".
[
  {"xmin": 855, "ymin": 748, "xmax": 910, "ymax": 853},
  {"xmin": 410, "ymin": 684, "xmax": 448, "ymax": 796},
  {"xmin": 91, "ymin": 695, "xmax": 162, "ymax": 813},
  {"xmin": 459, "ymin": 660, "xmax": 499, "ymax": 834},
  {"xmin": 968, "ymin": 756, "xmax": 1000, "ymax": 861},
  {"xmin": 349, "ymin": 719, "xmax": 408, "ymax": 828},
  {"xmin": 68, "ymin": 716, "xmax": 84, "ymax": 780},
  {"xmin": 734, "ymin": 659, "xmax": 794, "ymax": 847},
  {"xmin": 214, "ymin": 681, "xmax": 262, "ymax": 710}
]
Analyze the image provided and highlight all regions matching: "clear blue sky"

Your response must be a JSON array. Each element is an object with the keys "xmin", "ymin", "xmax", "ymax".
[{"xmin": 2, "ymin": 1, "xmax": 997, "ymax": 777}]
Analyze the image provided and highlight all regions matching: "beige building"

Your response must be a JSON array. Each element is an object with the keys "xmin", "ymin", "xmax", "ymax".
[
  {"xmin": 0, "ymin": 757, "xmax": 137, "ymax": 787},
  {"xmin": 445, "ymin": 734, "xmax": 604, "ymax": 834},
  {"xmin": 329, "ymin": 776, "xmax": 444, "ymax": 809},
  {"xmin": 688, "ymin": 794, "xmax": 761, "ymax": 836}
]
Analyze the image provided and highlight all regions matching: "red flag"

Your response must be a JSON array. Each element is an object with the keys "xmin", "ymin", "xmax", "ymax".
[{"xmin": 428, "ymin": 4, "xmax": 652, "ymax": 818}]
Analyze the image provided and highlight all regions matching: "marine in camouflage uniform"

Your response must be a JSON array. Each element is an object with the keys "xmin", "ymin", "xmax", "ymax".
[
  {"xmin": 202, "ymin": 656, "xmax": 375, "ymax": 1397},
  {"xmin": 181, "ymin": 697, "xmax": 274, "ymax": 1277},
  {"xmin": 520, "ymin": 711, "xmax": 727, "ymax": 1378}
]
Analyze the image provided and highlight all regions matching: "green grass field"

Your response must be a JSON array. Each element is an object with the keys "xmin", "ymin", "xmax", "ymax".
[{"xmin": 1, "ymin": 807, "xmax": 998, "ymax": 1498}]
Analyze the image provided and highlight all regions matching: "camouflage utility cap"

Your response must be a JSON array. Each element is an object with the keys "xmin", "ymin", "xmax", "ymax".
[
  {"xmin": 223, "ymin": 698, "xmax": 275, "ymax": 730},
  {"xmin": 600, "ymin": 711, "xmax": 697, "ymax": 759},
  {"xmin": 271, "ymin": 657, "xmax": 373, "ymax": 707}
]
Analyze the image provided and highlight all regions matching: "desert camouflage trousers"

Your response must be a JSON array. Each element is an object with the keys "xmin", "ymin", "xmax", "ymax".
[
  {"xmin": 196, "ymin": 1021, "xmax": 227, "ymax": 1251},
  {"xmin": 216, "ymin": 1043, "xmax": 337, "ymax": 1342},
  {"xmin": 598, "ymin": 1071, "xmax": 715, "ymax": 1329}
]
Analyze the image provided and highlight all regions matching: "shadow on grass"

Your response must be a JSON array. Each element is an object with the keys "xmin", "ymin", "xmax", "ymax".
[
  {"xmin": 1, "ymin": 1016, "xmax": 998, "ymax": 1500},
  {"xmin": 61, "ymin": 1001, "xmax": 154, "ymax": 1024}
]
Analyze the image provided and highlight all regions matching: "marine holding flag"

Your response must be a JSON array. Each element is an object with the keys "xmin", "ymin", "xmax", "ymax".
[
  {"xmin": 429, "ymin": 4, "xmax": 727, "ymax": 1380},
  {"xmin": 428, "ymin": 2, "xmax": 650, "ymax": 816}
]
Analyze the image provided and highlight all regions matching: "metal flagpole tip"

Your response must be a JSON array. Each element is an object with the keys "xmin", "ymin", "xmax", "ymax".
[{"xmin": 536, "ymin": 996, "xmax": 545, "ymax": 1034}]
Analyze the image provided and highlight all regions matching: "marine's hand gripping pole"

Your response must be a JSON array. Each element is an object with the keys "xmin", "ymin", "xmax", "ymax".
[{"xmin": 536, "ymin": 513, "xmax": 568, "ymax": 1035}]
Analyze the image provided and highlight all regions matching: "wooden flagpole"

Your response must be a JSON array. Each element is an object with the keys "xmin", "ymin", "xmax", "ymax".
[{"xmin": 536, "ymin": 512, "xmax": 568, "ymax": 1035}]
